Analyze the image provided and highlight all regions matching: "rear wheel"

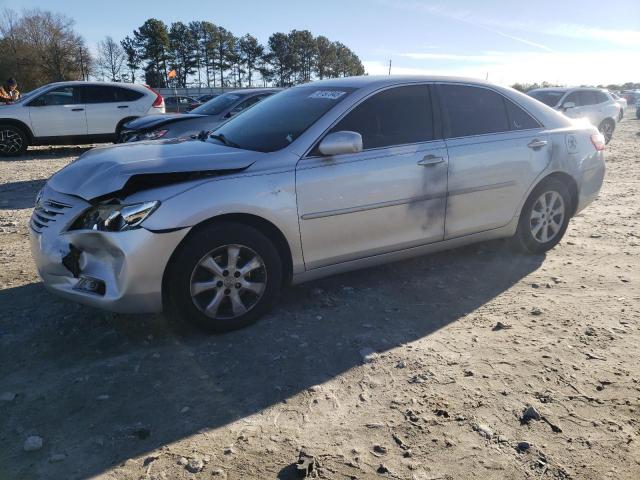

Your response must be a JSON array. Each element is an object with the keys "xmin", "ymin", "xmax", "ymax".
[
  {"xmin": 166, "ymin": 222, "xmax": 283, "ymax": 333},
  {"xmin": 512, "ymin": 178, "xmax": 571, "ymax": 254},
  {"xmin": 0, "ymin": 124, "xmax": 29, "ymax": 156},
  {"xmin": 598, "ymin": 118, "xmax": 615, "ymax": 144}
]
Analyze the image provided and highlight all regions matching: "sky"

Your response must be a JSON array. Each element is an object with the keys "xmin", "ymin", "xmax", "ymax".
[{"xmin": 8, "ymin": 0, "xmax": 640, "ymax": 86}]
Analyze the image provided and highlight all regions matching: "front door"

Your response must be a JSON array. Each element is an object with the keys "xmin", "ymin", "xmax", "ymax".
[
  {"xmin": 296, "ymin": 84, "xmax": 448, "ymax": 269},
  {"xmin": 436, "ymin": 83, "xmax": 550, "ymax": 238},
  {"xmin": 28, "ymin": 86, "xmax": 87, "ymax": 138}
]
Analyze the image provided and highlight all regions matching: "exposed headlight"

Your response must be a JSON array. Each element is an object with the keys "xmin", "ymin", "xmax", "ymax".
[
  {"xmin": 69, "ymin": 201, "xmax": 160, "ymax": 232},
  {"xmin": 139, "ymin": 129, "xmax": 168, "ymax": 140}
]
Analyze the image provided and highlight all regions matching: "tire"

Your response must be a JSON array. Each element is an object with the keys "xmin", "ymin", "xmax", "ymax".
[
  {"xmin": 0, "ymin": 124, "xmax": 29, "ymax": 157},
  {"xmin": 598, "ymin": 118, "xmax": 615, "ymax": 144},
  {"xmin": 165, "ymin": 222, "xmax": 283, "ymax": 333},
  {"xmin": 512, "ymin": 178, "xmax": 572, "ymax": 254}
]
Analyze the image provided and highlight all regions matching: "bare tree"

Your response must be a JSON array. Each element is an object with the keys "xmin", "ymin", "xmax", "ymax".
[
  {"xmin": 97, "ymin": 36, "xmax": 125, "ymax": 81},
  {"xmin": 0, "ymin": 9, "xmax": 91, "ymax": 89}
]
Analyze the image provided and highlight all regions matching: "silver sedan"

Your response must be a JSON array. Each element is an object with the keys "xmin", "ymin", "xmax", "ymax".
[{"xmin": 30, "ymin": 76, "xmax": 605, "ymax": 332}]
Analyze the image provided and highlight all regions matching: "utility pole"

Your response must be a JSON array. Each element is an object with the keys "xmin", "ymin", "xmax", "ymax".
[{"xmin": 388, "ymin": 59, "xmax": 392, "ymax": 75}]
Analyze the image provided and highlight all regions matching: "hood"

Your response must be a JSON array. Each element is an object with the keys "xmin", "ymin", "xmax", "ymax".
[
  {"xmin": 48, "ymin": 138, "xmax": 257, "ymax": 201},
  {"xmin": 124, "ymin": 113, "xmax": 208, "ymax": 131}
]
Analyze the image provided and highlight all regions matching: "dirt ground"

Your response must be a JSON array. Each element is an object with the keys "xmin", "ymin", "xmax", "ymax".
[{"xmin": 0, "ymin": 113, "xmax": 638, "ymax": 480}]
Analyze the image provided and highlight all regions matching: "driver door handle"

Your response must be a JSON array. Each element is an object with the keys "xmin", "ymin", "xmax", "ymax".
[
  {"xmin": 527, "ymin": 139, "xmax": 548, "ymax": 149},
  {"xmin": 417, "ymin": 154, "xmax": 444, "ymax": 167},
  {"xmin": 71, "ymin": 108, "xmax": 84, "ymax": 112}
]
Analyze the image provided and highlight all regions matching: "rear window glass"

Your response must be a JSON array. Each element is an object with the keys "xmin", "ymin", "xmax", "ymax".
[
  {"xmin": 504, "ymin": 99, "xmax": 540, "ymax": 130},
  {"xmin": 192, "ymin": 93, "xmax": 242, "ymax": 115},
  {"xmin": 439, "ymin": 84, "xmax": 509, "ymax": 138}
]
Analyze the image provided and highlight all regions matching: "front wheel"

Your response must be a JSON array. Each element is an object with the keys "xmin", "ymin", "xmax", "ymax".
[
  {"xmin": 0, "ymin": 124, "xmax": 29, "ymax": 157},
  {"xmin": 598, "ymin": 118, "xmax": 615, "ymax": 144},
  {"xmin": 512, "ymin": 178, "xmax": 572, "ymax": 254},
  {"xmin": 166, "ymin": 222, "xmax": 283, "ymax": 333}
]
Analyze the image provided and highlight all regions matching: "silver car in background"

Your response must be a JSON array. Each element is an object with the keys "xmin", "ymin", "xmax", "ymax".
[{"xmin": 30, "ymin": 76, "xmax": 605, "ymax": 332}]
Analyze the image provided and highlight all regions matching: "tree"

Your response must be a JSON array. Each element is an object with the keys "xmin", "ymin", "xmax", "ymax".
[
  {"xmin": 134, "ymin": 18, "xmax": 169, "ymax": 87},
  {"xmin": 121, "ymin": 35, "xmax": 140, "ymax": 83},
  {"xmin": 212, "ymin": 27, "xmax": 235, "ymax": 88},
  {"xmin": 197, "ymin": 21, "xmax": 219, "ymax": 87},
  {"xmin": 267, "ymin": 32, "xmax": 292, "ymax": 87},
  {"xmin": 315, "ymin": 36, "xmax": 336, "ymax": 80},
  {"xmin": 97, "ymin": 36, "xmax": 124, "ymax": 81},
  {"xmin": 168, "ymin": 21, "xmax": 197, "ymax": 87},
  {"xmin": 0, "ymin": 8, "xmax": 91, "ymax": 90},
  {"xmin": 238, "ymin": 34, "xmax": 263, "ymax": 87},
  {"xmin": 288, "ymin": 30, "xmax": 316, "ymax": 84}
]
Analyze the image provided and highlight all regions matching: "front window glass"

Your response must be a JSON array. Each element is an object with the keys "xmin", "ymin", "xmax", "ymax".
[
  {"xmin": 209, "ymin": 86, "xmax": 356, "ymax": 152},
  {"xmin": 191, "ymin": 93, "xmax": 242, "ymax": 115},
  {"xmin": 528, "ymin": 90, "xmax": 565, "ymax": 107},
  {"xmin": 328, "ymin": 85, "xmax": 434, "ymax": 149},
  {"xmin": 33, "ymin": 87, "xmax": 80, "ymax": 106}
]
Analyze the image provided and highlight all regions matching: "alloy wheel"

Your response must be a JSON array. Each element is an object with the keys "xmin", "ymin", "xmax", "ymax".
[
  {"xmin": 189, "ymin": 244, "xmax": 267, "ymax": 320},
  {"xmin": 0, "ymin": 129, "xmax": 23, "ymax": 154},
  {"xmin": 529, "ymin": 191, "xmax": 565, "ymax": 244}
]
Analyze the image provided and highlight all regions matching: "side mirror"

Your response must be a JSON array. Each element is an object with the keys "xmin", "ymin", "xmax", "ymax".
[
  {"xmin": 318, "ymin": 131, "xmax": 363, "ymax": 156},
  {"xmin": 224, "ymin": 111, "xmax": 234, "ymax": 119},
  {"xmin": 562, "ymin": 101, "xmax": 576, "ymax": 111}
]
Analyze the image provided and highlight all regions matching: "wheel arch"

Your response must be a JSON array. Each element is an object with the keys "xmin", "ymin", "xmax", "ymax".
[
  {"xmin": 116, "ymin": 116, "xmax": 139, "ymax": 134},
  {"xmin": 162, "ymin": 213, "xmax": 294, "ymax": 308},
  {"xmin": 533, "ymin": 171, "xmax": 579, "ymax": 217},
  {"xmin": 0, "ymin": 118, "xmax": 34, "ymax": 141}
]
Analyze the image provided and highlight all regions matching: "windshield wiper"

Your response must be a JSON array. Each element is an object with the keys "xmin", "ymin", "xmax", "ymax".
[{"xmin": 209, "ymin": 133, "xmax": 241, "ymax": 149}]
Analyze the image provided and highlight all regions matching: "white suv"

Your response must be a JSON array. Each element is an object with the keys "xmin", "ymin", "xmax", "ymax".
[
  {"xmin": 528, "ymin": 87, "xmax": 619, "ymax": 143},
  {"xmin": 0, "ymin": 81, "xmax": 165, "ymax": 156}
]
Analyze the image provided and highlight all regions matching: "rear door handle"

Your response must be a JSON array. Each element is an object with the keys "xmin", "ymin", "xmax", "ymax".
[
  {"xmin": 71, "ymin": 108, "xmax": 84, "ymax": 112},
  {"xmin": 417, "ymin": 154, "xmax": 445, "ymax": 166},
  {"xmin": 117, "ymin": 105, "xmax": 129, "ymax": 109},
  {"xmin": 527, "ymin": 139, "xmax": 547, "ymax": 149}
]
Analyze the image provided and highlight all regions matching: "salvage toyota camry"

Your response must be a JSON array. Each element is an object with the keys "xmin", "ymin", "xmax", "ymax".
[{"xmin": 30, "ymin": 76, "xmax": 605, "ymax": 332}]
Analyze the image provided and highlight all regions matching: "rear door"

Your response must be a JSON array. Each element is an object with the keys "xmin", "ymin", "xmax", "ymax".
[
  {"xmin": 296, "ymin": 84, "xmax": 448, "ymax": 269},
  {"xmin": 437, "ymin": 83, "xmax": 548, "ymax": 239},
  {"xmin": 81, "ymin": 85, "xmax": 145, "ymax": 135},
  {"xmin": 28, "ymin": 86, "xmax": 87, "ymax": 138}
]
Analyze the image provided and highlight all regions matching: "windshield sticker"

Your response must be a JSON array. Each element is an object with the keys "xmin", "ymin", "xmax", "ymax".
[{"xmin": 308, "ymin": 90, "xmax": 347, "ymax": 100}]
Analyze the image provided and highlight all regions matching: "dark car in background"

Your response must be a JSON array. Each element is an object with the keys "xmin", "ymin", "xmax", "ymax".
[
  {"xmin": 118, "ymin": 88, "xmax": 281, "ymax": 143},
  {"xmin": 197, "ymin": 93, "xmax": 220, "ymax": 103},
  {"xmin": 163, "ymin": 95, "xmax": 201, "ymax": 113}
]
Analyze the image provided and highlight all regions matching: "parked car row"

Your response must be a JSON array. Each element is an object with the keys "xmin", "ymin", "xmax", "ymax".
[
  {"xmin": 30, "ymin": 75, "xmax": 605, "ymax": 332},
  {"xmin": 0, "ymin": 82, "xmax": 280, "ymax": 156},
  {"xmin": 0, "ymin": 81, "xmax": 164, "ymax": 155},
  {"xmin": 527, "ymin": 87, "xmax": 620, "ymax": 143},
  {"xmin": 118, "ymin": 88, "xmax": 280, "ymax": 143}
]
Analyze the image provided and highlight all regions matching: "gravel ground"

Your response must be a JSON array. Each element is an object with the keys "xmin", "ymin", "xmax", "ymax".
[{"xmin": 0, "ymin": 114, "xmax": 638, "ymax": 480}]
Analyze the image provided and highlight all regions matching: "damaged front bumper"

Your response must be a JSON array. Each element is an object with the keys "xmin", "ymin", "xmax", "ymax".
[{"xmin": 29, "ymin": 185, "xmax": 190, "ymax": 314}]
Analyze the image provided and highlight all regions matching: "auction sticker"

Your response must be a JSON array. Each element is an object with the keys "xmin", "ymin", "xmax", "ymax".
[{"xmin": 308, "ymin": 90, "xmax": 347, "ymax": 100}]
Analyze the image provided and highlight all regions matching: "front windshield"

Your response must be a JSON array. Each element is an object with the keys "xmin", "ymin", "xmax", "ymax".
[
  {"xmin": 208, "ymin": 86, "xmax": 356, "ymax": 152},
  {"xmin": 191, "ymin": 92, "xmax": 242, "ymax": 115},
  {"xmin": 528, "ymin": 90, "xmax": 565, "ymax": 107}
]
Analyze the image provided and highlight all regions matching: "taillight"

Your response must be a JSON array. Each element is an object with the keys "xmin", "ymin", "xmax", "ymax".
[
  {"xmin": 144, "ymin": 85, "xmax": 164, "ymax": 107},
  {"xmin": 590, "ymin": 133, "xmax": 605, "ymax": 151}
]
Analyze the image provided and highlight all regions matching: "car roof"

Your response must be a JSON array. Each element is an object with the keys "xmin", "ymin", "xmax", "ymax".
[
  {"xmin": 292, "ymin": 75, "xmax": 507, "ymax": 90},
  {"xmin": 41, "ymin": 81, "xmax": 148, "ymax": 91},
  {"xmin": 529, "ymin": 86, "xmax": 608, "ymax": 93},
  {"xmin": 221, "ymin": 88, "xmax": 283, "ymax": 95}
]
